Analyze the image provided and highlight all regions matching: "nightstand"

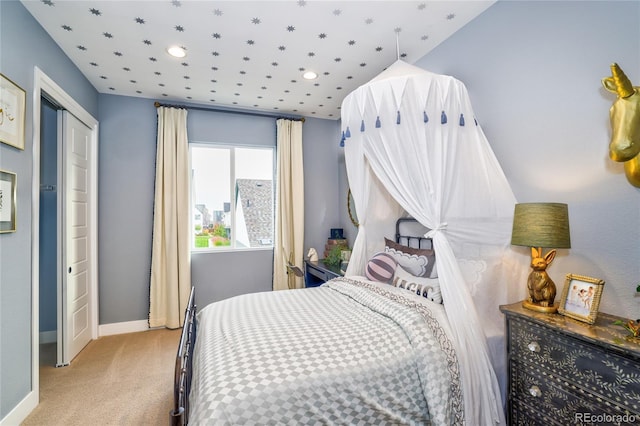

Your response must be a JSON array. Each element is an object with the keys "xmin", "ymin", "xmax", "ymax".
[
  {"xmin": 500, "ymin": 303, "xmax": 640, "ymax": 425},
  {"xmin": 304, "ymin": 259, "xmax": 343, "ymax": 287}
]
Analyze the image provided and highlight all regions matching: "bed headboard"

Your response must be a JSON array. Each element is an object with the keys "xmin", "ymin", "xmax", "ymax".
[{"xmin": 395, "ymin": 217, "xmax": 432, "ymax": 250}]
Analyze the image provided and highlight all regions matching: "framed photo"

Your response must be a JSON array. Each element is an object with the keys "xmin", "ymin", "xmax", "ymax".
[
  {"xmin": 0, "ymin": 73, "xmax": 26, "ymax": 150},
  {"xmin": 558, "ymin": 273, "xmax": 605, "ymax": 324},
  {"xmin": 0, "ymin": 169, "xmax": 17, "ymax": 233}
]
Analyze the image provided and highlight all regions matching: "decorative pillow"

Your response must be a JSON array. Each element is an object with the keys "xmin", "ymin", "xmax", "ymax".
[
  {"xmin": 392, "ymin": 265, "xmax": 442, "ymax": 304},
  {"xmin": 365, "ymin": 252, "xmax": 397, "ymax": 283},
  {"xmin": 384, "ymin": 237, "xmax": 437, "ymax": 278}
]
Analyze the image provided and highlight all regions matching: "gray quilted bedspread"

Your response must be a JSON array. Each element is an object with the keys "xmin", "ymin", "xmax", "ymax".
[{"xmin": 189, "ymin": 277, "xmax": 463, "ymax": 425}]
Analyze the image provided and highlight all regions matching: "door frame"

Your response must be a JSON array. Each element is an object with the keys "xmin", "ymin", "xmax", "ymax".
[{"xmin": 31, "ymin": 67, "xmax": 99, "ymax": 394}]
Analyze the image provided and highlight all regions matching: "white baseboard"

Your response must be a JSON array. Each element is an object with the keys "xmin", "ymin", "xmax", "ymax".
[
  {"xmin": 39, "ymin": 330, "xmax": 56, "ymax": 344},
  {"xmin": 40, "ymin": 321, "xmax": 152, "ymax": 343},
  {"xmin": 99, "ymin": 319, "xmax": 150, "ymax": 336},
  {"xmin": 0, "ymin": 390, "xmax": 38, "ymax": 426}
]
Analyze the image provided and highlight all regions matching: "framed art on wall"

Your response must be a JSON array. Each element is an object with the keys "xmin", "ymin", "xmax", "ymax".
[
  {"xmin": 558, "ymin": 273, "xmax": 605, "ymax": 324},
  {"xmin": 0, "ymin": 169, "xmax": 17, "ymax": 233},
  {"xmin": 0, "ymin": 73, "xmax": 26, "ymax": 150}
]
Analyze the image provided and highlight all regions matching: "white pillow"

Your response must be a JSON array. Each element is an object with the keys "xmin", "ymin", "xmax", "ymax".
[{"xmin": 392, "ymin": 265, "xmax": 442, "ymax": 304}]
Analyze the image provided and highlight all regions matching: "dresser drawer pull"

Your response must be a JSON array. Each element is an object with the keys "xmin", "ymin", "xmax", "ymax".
[
  {"xmin": 527, "ymin": 341, "xmax": 541, "ymax": 353},
  {"xmin": 528, "ymin": 385, "xmax": 542, "ymax": 398}
]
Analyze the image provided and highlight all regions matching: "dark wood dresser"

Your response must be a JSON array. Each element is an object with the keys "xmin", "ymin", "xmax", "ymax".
[{"xmin": 500, "ymin": 302, "xmax": 640, "ymax": 425}]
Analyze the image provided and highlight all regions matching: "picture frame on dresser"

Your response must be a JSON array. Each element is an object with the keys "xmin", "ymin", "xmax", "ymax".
[{"xmin": 558, "ymin": 273, "xmax": 605, "ymax": 324}]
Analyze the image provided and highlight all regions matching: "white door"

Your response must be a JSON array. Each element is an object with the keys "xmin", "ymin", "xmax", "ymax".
[{"xmin": 58, "ymin": 111, "xmax": 93, "ymax": 365}]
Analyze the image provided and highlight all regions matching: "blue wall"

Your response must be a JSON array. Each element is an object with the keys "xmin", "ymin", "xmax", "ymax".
[
  {"xmin": 98, "ymin": 94, "xmax": 341, "ymax": 320},
  {"xmin": 302, "ymin": 116, "xmax": 343, "ymax": 256},
  {"xmin": 97, "ymin": 95, "xmax": 157, "ymax": 324},
  {"xmin": 413, "ymin": 0, "xmax": 640, "ymax": 319},
  {"xmin": 0, "ymin": 0, "xmax": 98, "ymax": 418}
]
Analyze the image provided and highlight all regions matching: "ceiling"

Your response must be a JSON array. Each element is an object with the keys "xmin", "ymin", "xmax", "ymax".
[{"xmin": 22, "ymin": 0, "xmax": 494, "ymax": 120}]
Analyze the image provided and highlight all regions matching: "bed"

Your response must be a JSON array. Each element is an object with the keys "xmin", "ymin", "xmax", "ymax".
[
  {"xmin": 170, "ymin": 57, "xmax": 521, "ymax": 424},
  {"xmin": 171, "ymin": 219, "xmax": 501, "ymax": 425}
]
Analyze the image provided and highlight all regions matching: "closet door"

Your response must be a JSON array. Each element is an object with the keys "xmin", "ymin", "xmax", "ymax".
[{"xmin": 60, "ymin": 110, "xmax": 93, "ymax": 364}]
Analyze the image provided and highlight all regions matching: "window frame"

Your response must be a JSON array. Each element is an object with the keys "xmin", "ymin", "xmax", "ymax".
[{"xmin": 189, "ymin": 142, "xmax": 275, "ymax": 253}]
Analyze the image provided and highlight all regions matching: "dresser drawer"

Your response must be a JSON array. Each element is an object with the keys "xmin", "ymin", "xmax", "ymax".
[
  {"xmin": 509, "ymin": 397, "xmax": 563, "ymax": 426},
  {"xmin": 304, "ymin": 260, "xmax": 342, "ymax": 288},
  {"xmin": 510, "ymin": 317, "xmax": 640, "ymax": 415},
  {"xmin": 306, "ymin": 264, "xmax": 331, "ymax": 281},
  {"xmin": 509, "ymin": 361, "xmax": 636, "ymax": 425}
]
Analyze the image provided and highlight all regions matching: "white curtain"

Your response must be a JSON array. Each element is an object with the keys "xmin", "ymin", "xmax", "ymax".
[
  {"xmin": 341, "ymin": 60, "xmax": 527, "ymax": 425},
  {"xmin": 273, "ymin": 119, "xmax": 304, "ymax": 290},
  {"xmin": 149, "ymin": 106, "xmax": 191, "ymax": 329},
  {"xmin": 344, "ymin": 138, "xmax": 403, "ymax": 276}
]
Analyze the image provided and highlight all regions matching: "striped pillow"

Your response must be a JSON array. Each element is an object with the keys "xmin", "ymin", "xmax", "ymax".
[{"xmin": 365, "ymin": 252, "xmax": 397, "ymax": 283}]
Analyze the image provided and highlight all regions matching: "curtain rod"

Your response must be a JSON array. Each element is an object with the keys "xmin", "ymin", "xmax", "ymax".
[{"xmin": 153, "ymin": 101, "xmax": 305, "ymax": 122}]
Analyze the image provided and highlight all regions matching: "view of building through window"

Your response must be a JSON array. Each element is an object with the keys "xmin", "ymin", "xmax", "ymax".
[{"xmin": 191, "ymin": 144, "xmax": 274, "ymax": 250}]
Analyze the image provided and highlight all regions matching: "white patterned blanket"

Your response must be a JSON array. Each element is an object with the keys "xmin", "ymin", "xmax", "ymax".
[{"xmin": 189, "ymin": 277, "xmax": 463, "ymax": 425}]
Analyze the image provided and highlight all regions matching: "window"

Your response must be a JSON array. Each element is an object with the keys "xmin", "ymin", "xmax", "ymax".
[{"xmin": 191, "ymin": 144, "xmax": 274, "ymax": 250}]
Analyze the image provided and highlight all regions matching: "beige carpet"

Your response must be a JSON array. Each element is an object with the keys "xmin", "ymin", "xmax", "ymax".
[{"xmin": 23, "ymin": 328, "xmax": 181, "ymax": 426}]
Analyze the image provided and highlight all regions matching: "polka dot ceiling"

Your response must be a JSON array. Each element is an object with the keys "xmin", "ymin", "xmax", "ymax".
[{"xmin": 22, "ymin": 0, "xmax": 494, "ymax": 120}]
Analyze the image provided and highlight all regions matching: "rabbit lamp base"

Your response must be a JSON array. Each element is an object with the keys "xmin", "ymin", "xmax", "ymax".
[
  {"xmin": 522, "ymin": 298, "xmax": 558, "ymax": 313},
  {"xmin": 522, "ymin": 247, "xmax": 559, "ymax": 313}
]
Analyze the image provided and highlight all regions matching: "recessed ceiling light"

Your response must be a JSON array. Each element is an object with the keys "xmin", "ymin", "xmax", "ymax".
[
  {"xmin": 167, "ymin": 45, "xmax": 186, "ymax": 58},
  {"xmin": 303, "ymin": 71, "xmax": 318, "ymax": 80}
]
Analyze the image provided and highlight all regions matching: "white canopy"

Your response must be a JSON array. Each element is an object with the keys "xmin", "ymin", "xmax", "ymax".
[{"xmin": 341, "ymin": 60, "xmax": 527, "ymax": 425}]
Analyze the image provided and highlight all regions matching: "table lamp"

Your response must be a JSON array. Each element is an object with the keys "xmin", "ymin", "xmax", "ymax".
[{"xmin": 511, "ymin": 203, "xmax": 571, "ymax": 313}]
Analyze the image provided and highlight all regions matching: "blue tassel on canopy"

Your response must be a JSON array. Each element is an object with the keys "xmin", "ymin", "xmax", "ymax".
[
  {"xmin": 396, "ymin": 111, "xmax": 401, "ymax": 125},
  {"xmin": 345, "ymin": 126, "xmax": 351, "ymax": 138},
  {"xmin": 441, "ymin": 111, "xmax": 447, "ymax": 124},
  {"xmin": 360, "ymin": 119, "xmax": 365, "ymax": 132},
  {"xmin": 340, "ymin": 131, "xmax": 345, "ymax": 147},
  {"xmin": 423, "ymin": 111, "xmax": 429, "ymax": 123},
  {"xmin": 375, "ymin": 116, "xmax": 381, "ymax": 128},
  {"xmin": 459, "ymin": 114, "xmax": 465, "ymax": 126},
  {"xmin": 474, "ymin": 118, "xmax": 478, "ymax": 126}
]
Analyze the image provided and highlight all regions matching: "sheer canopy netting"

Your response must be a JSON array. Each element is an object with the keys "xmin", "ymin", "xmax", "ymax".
[{"xmin": 341, "ymin": 60, "xmax": 527, "ymax": 425}]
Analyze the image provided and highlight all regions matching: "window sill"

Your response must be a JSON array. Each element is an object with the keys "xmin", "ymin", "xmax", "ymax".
[{"xmin": 190, "ymin": 246, "xmax": 274, "ymax": 254}]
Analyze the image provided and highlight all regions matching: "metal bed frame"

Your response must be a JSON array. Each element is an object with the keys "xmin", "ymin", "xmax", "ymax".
[
  {"xmin": 170, "ymin": 287, "xmax": 197, "ymax": 426},
  {"xmin": 395, "ymin": 217, "xmax": 432, "ymax": 249}
]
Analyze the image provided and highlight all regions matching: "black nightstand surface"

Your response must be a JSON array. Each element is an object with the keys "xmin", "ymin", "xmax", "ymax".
[
  {"xmin": 500, "ymin": 302, "xmax": 640, "ymax": 425},
  {"xmin": 304, "ymin": 259, "xmax": 344, "ymax": 288}
]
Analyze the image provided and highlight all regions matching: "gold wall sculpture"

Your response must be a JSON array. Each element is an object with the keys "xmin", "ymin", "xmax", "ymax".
[{"xmin": 602, "ymin": 63, "xmax": 640, "ymax": 187}]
